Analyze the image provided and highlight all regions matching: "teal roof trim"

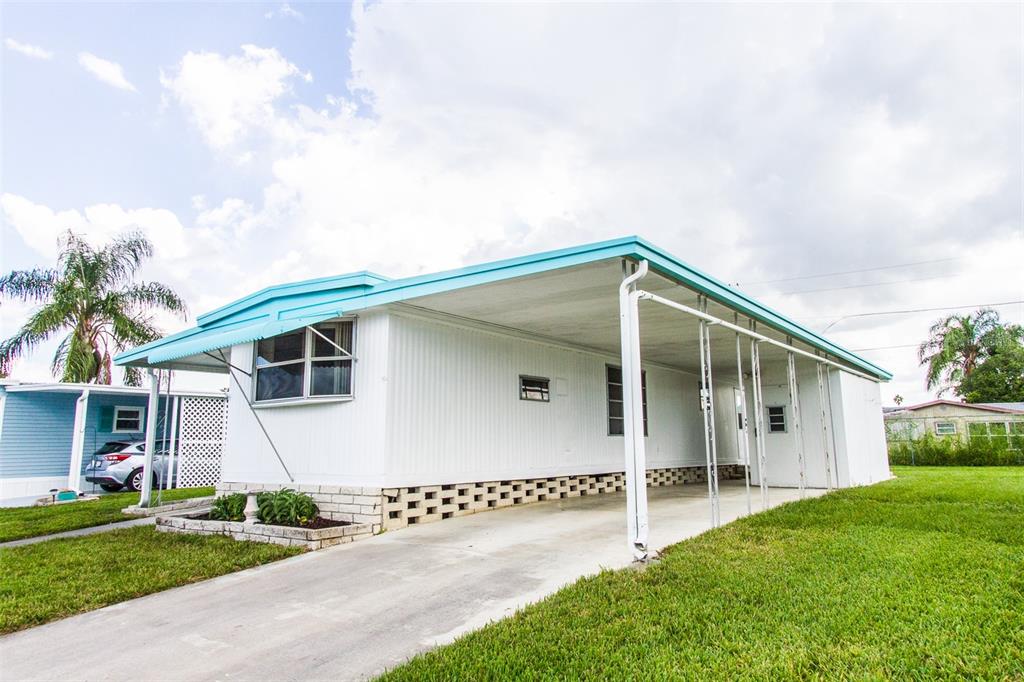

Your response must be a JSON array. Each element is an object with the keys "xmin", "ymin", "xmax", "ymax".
[{"xmin": 114, "ymin": 236, "xmax": 891, "ymax": 380}]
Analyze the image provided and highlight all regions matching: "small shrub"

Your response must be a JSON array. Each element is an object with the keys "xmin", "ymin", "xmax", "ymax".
[
  {"xmin": 256, "ymin": 489, "xmax": 319, "ymax": 527},
  {"xmin": 209, "ymin": 492, "xmax": 247, "ymax": 521},
  {"xmin": 888, "ymin": 432, "xmax": 1024, "ymax": 466}
]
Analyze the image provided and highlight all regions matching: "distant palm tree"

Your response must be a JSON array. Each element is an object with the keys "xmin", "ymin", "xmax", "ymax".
[
  {"xmin": 918, "ymin": 308, "xmax": 1002, "ymax": 396},
  {"xmin": 0, "ymin": 231, "xmax": 186, "ymax": 385}
]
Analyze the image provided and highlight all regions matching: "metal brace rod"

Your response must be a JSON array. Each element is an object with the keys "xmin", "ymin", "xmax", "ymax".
[
  {"xmin": 635, "ymin": 291, "xmax": 881, "ymax": 383},
  {"xmin": 216, "ymin": 350, "xmax": 294, "ymax": 482},
  {"xmin": 787, "ymin": 342, "xmax": 806, "ymax": 499},
  {"xmin": 307, "ymin": 324, "xmax": 355, "ymax": 359}
]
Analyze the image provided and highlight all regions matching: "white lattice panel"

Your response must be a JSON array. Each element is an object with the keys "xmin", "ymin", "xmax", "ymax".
[{"xmin": 176, "ymin": 396, "xmax": 228, "ymax": 488}]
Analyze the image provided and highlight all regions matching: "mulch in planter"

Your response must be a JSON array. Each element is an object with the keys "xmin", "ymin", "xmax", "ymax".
[{"xmin": 190, "ymin": 514, "xmax": 350, "ymax": 529}]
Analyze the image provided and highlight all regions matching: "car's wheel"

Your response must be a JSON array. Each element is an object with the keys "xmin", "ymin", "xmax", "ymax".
[
  {"xmin": 99, "ymin": 484, "xmax": 122, "ymax": 492},
  {"xmin": 126, "ymin": 468, "xmax": 145, "ymax": 492}
]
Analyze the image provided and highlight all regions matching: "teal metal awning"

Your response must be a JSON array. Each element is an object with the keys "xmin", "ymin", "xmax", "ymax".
[{"xmin": 114, "ymin": 237, "xmax": 892, "ymax": 380}]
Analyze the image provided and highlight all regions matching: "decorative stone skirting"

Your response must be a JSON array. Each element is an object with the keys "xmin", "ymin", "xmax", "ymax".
[
  {"xmin": 218, "ymin": 464, "xmax": 747, "ymax": 534},
  {"xmin": 155, "ymin": 513, "xmax": 375, "ymax": 550},
  {"xmin": 381, "ymin": 464, "xmax": 748, "ymax": 530}
]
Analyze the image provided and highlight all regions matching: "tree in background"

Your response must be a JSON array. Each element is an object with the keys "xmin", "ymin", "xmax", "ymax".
[
  {"xmin": 959, "ymin": 342, "xmax": 1024, "ymax": 403},
  {"xmin": 918, "ymin": 308, "xmax": 1023, "ymax": 399},
  {"xmin": 0, "ymin": 231, "xmax": 186, "ymax": 385}
]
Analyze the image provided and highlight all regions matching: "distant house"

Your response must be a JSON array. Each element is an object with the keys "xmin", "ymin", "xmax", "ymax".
[
  {"xmin": 883, "ymin": 399, "xmax": 1024, "ymax": 448},
  {"xmin": 0, "ymin": 381, "xmax": 226, "ymax": 501}
]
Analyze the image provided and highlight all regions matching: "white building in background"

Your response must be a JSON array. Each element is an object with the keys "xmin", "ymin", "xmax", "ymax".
[{"xmin": 117, "ymin": 237, "xmax": 891, "ymax": 557}]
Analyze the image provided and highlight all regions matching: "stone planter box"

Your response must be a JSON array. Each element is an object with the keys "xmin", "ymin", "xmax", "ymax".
[
  {"xmin": 123, "ymin": 496, "xmax": 214, "ymax": 517},
  {"xmin": 155, "ymin": 513, "xmax": 376, "ymax": 550}
]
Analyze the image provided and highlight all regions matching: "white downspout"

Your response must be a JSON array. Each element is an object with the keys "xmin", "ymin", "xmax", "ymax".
[
  {"xmin": 167, "ymin": 395, "xmax": 179, "ymax": 489},
  {"xmin": 619, "ymin": 258, "xmax": 649, "ymax": 561},
  {"xmin": 139, "ymin": 369, "xmax": 160, "ymax": 507},
  {"xmin": 67, "ymin": 388, "xmax": 90, "ymax": 491}
]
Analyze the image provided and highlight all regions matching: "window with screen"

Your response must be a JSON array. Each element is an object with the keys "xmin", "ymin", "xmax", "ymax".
[
  {"xmin": 607, "ymin": 365, "xmax": 647, "ymax": 436},
  {"xmin": 766, "ymin": 405, "xmax": 787, "ymax": 433},
  {"xmin": 254, "ymin": 320, "xmax": 355, "ymax": 402},
  {"xmin": 519, "ymin": 376, "xmax": 550, "ymax": 402},
  {"xmin": 934, "ymin": 421, "xmax": 956, "ymax": 436},
  {"xmin": 112, "ymin": 406, "xmax": 143, "ymax": 432}
]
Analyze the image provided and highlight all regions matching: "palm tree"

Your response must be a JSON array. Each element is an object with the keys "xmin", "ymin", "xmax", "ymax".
[
  {"xmin": 917, "ymin": 308, "xmax": 1003, "ymax": 396},
  {"xmin": 0, "ymin": 231, "xmax": 186, "ymax": 385}
]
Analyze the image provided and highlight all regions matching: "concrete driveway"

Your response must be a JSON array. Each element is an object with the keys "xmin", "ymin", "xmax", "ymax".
[{"xmin": 0, "ymin": 482, "xmax": 821, "ymax": 681}]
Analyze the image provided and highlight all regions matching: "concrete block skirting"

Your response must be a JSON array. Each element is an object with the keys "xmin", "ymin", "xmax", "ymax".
[
  {"xmin": 218, "ymin": 464, "xmax": 747, "ymax": 533},
  {"xmin": 155, "ymin": 514, "xmax": 376, "ymax": 550}
]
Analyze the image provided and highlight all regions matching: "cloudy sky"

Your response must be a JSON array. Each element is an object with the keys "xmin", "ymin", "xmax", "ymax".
[{"xmin": 1, "ymin": 1, "xmax": 1022, "ymax": 402}]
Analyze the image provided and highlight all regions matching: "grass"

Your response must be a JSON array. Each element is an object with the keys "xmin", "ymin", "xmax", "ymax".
[
  {"xmin": 0, "ymin": 525, "xmax": 301, "ymax": 633},
  {"xmin": 0, "ymin": 487, "xmax": 215, "ymax": 543},
  {"xmin": 381, "ymin": 467, "xmax": 1024, "ymax": 680}
]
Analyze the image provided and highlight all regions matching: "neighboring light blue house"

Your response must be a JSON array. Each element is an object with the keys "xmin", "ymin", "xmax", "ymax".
[{"xmin": 0, "ymin": 381, "xmax": 225, "ymax": 501}]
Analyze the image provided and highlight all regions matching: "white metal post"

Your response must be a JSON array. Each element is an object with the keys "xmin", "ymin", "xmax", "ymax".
[
  {"xmin": 816, "ymin": 361, "xmax": 834, "ymax": 491},
  {"xmin": 786, "ymin": 346, "xmax": 806, "ymax": 498},
  {"xmin": 139, "ymin": 369, "xmax": 160, "ymax": 508},
  {"xmin": 749, "ymin": 331, "xmax": 769, "ymax": 510},
  {"xmin": 619, "ymin": 259, "xmax": 649, "ymax": 560},
  {"xmin": 698, "ymin": 296, "xmax": 720, "ymax": 527},
  {"xmin": 67, "ymin": 389, "xmax": 90, "ymax": 491},
  {"xmin": 735, "ymin": 316, "xmax": 752, "ymax": 516},
  {"xmin": 167, "ymin": 396, "xmax": 179, "ymax": 489}
]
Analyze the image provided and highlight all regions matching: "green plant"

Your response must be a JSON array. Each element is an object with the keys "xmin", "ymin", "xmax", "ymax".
[
  {"xmin": 887, "ymin": 431, "xmax": 1024, "ymax": 466},
  {"xmin": 209, "ymin": 492, "xmax": 247, "ymax": 522},
  {"xmin": 256, "ymin": 489, "xmax": 319, "ymax": 527}
]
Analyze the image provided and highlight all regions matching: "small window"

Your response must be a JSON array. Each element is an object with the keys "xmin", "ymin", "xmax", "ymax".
[
  {"xmin": 766, "ymin": 406, "xmax": 786, "ymax": 433},
  {"xmin": 934, "ymin": 421, "xmax": 957, "ymax": 436},
  {"xmin": 607, "ymin": 365, "xmax": 647, "ymax": 436},
  {"xmin": 112, "ymin": 406, "xmax": 143, "ymax": 433},
  {"xmin": 519, "ymin": 376, "xmax": 550, "ymax": 402}
]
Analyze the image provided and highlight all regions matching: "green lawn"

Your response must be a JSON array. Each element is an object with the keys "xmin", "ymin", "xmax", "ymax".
[
  {"xmin": 381, "ymin": 467, "xmax": 1024, "ymax": 680},
  {"xmin": 0, "ymin": 525, "xmax": 300, "ymax": 633},
  {"xmin": 0, "ymin": 487, "xmax": 215, "ymax": 543}
]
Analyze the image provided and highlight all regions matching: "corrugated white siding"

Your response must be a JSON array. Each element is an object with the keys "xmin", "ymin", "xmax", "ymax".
[
  {"xmin": 832, "ymin": 372, "xmax": 890, "ymax": 486},
  {"xmin": 220, "ymin": 310, "xmax": 390, "ymax": 486},
  {"xmin": 383, "ymin": 310, "xmax": 718, "ymax": 487}
]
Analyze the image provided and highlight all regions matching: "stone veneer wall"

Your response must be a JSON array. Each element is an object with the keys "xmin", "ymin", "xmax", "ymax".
[{"xmin": 221, "ymin": 464, "xmax": 746, "ymax": 533}]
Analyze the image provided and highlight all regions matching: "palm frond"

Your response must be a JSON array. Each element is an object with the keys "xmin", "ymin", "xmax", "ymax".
[
  {"xmin": 113, "ymin": 282, "xmax": 188, "ymax": 318},
  {"xmin": 0, "ymin": 268, "xmax": 59, "ymax": 303}
]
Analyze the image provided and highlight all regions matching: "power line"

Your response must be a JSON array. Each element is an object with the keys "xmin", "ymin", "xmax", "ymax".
[
  {"xmin": 772, "ymin": 272, "xmax": 960, "ymax": 296},
  {"xmin": 850, "ymin": 344, "xmax": 919, "ymax": 352},
  {"xmin": 739, "ymin": 256, "xmax": 961, "ymax": 286},
  {"xmin": 820, "ymin": 299, "xmax": 1024, "ymax": 332}
]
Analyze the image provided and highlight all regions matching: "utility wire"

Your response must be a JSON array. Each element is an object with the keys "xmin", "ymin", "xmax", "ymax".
[
  {"xmin": 769, "ymin": 272, "xmax": 960, "ymax": 296},
  {"xmin": 738, "ymin": 256, "xmax": 961, "ymax": 286},
  {"xmin": 850, "ymin": 344, "xmax": 920, "ymax": 352},
  {"xmin": 820, "ymin": 300, "xmax": 1024, "ymax": 332}
]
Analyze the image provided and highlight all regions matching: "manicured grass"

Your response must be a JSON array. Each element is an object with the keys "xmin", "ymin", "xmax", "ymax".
[
  {"xmin": 381, "ymin": 466, "xmax": 1024, "ymax": 680},
  {"xmin": 0, "ymin": 525, "xmax": 301, "ymax": 633},
  {"xmin": 0, "ymin": 487, "xmax": 215, "ymax": 543}
]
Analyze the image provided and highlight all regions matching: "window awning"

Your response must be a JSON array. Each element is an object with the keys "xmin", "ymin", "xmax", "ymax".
[{"xmin": 122, "ymin": 310, "xmax": 342, "ymax": 370}]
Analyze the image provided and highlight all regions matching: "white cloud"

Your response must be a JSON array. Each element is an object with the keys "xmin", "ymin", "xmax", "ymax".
[
  {"xmin": 125, "ymin": 4, "xmax": 1024, "ymax": 400},
  {"xmin": 5, "ymin": 38, "xmax": 53, "ymax": 60},
  {"xmin": 160, "ymin": 45, "xmax": 307, "ymax": 150},
  {"xmin": 78, "ymin": 52, "xmax": 137, "ymax": 92},
  {"xmin": 265, "ymin": 3, "xmax": 304, "ymax": 21}
]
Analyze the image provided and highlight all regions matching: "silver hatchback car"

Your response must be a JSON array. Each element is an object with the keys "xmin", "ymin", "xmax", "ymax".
[{"xmin": 84, "ymin": 440, "xmax": 174, "ymax": 492}]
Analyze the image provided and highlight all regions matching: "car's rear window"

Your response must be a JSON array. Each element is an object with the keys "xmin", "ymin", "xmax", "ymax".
[{"xmin": 95, "ymin": 442, "xmax": 130, "ymax": 455}]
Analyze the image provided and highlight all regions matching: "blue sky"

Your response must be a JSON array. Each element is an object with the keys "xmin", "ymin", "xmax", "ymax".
[{"xmin": 1, "ymin": 2, "xmax": 1022, "ymax": 400}]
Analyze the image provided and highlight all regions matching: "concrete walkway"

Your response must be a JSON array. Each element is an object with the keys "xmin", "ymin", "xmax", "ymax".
[
  {"xmin": 0, "ymin": 517, "xmax": 156, "ymax": 549},
  {"xmin": 0, "ymin": 482, "xmax": 823, "ymax": 681}
]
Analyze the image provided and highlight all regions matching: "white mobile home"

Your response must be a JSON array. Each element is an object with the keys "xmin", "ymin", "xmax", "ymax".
[{"xmin": 117, "ymin": 237, "xmax": 891, "ymax": 558}]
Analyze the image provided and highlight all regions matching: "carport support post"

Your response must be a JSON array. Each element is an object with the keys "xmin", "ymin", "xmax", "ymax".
[
  {"xmin": 815, "ymin": 359, "xmax": 834, "ymax": 491},
  {"xmin": 734, "ymin": 315, "xmax": 752, "ymax": 516},
  {"xmin": 619, "ymin": 259, "xmax": 649, "ymax": 560},
  {"xmin": 698, "ymin": 295, "xmax": 720, "ymax": 527},
  {"xmin": 786, "ymin": 342, "xmax": 806, "ymax": 499},
  {"xmin": 139, "ymin": 368, "xmax": 160, "ymax": 508},
  {"xmin": 749, "ymin": 328, "xmax": 769, "ymax": 510}
]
